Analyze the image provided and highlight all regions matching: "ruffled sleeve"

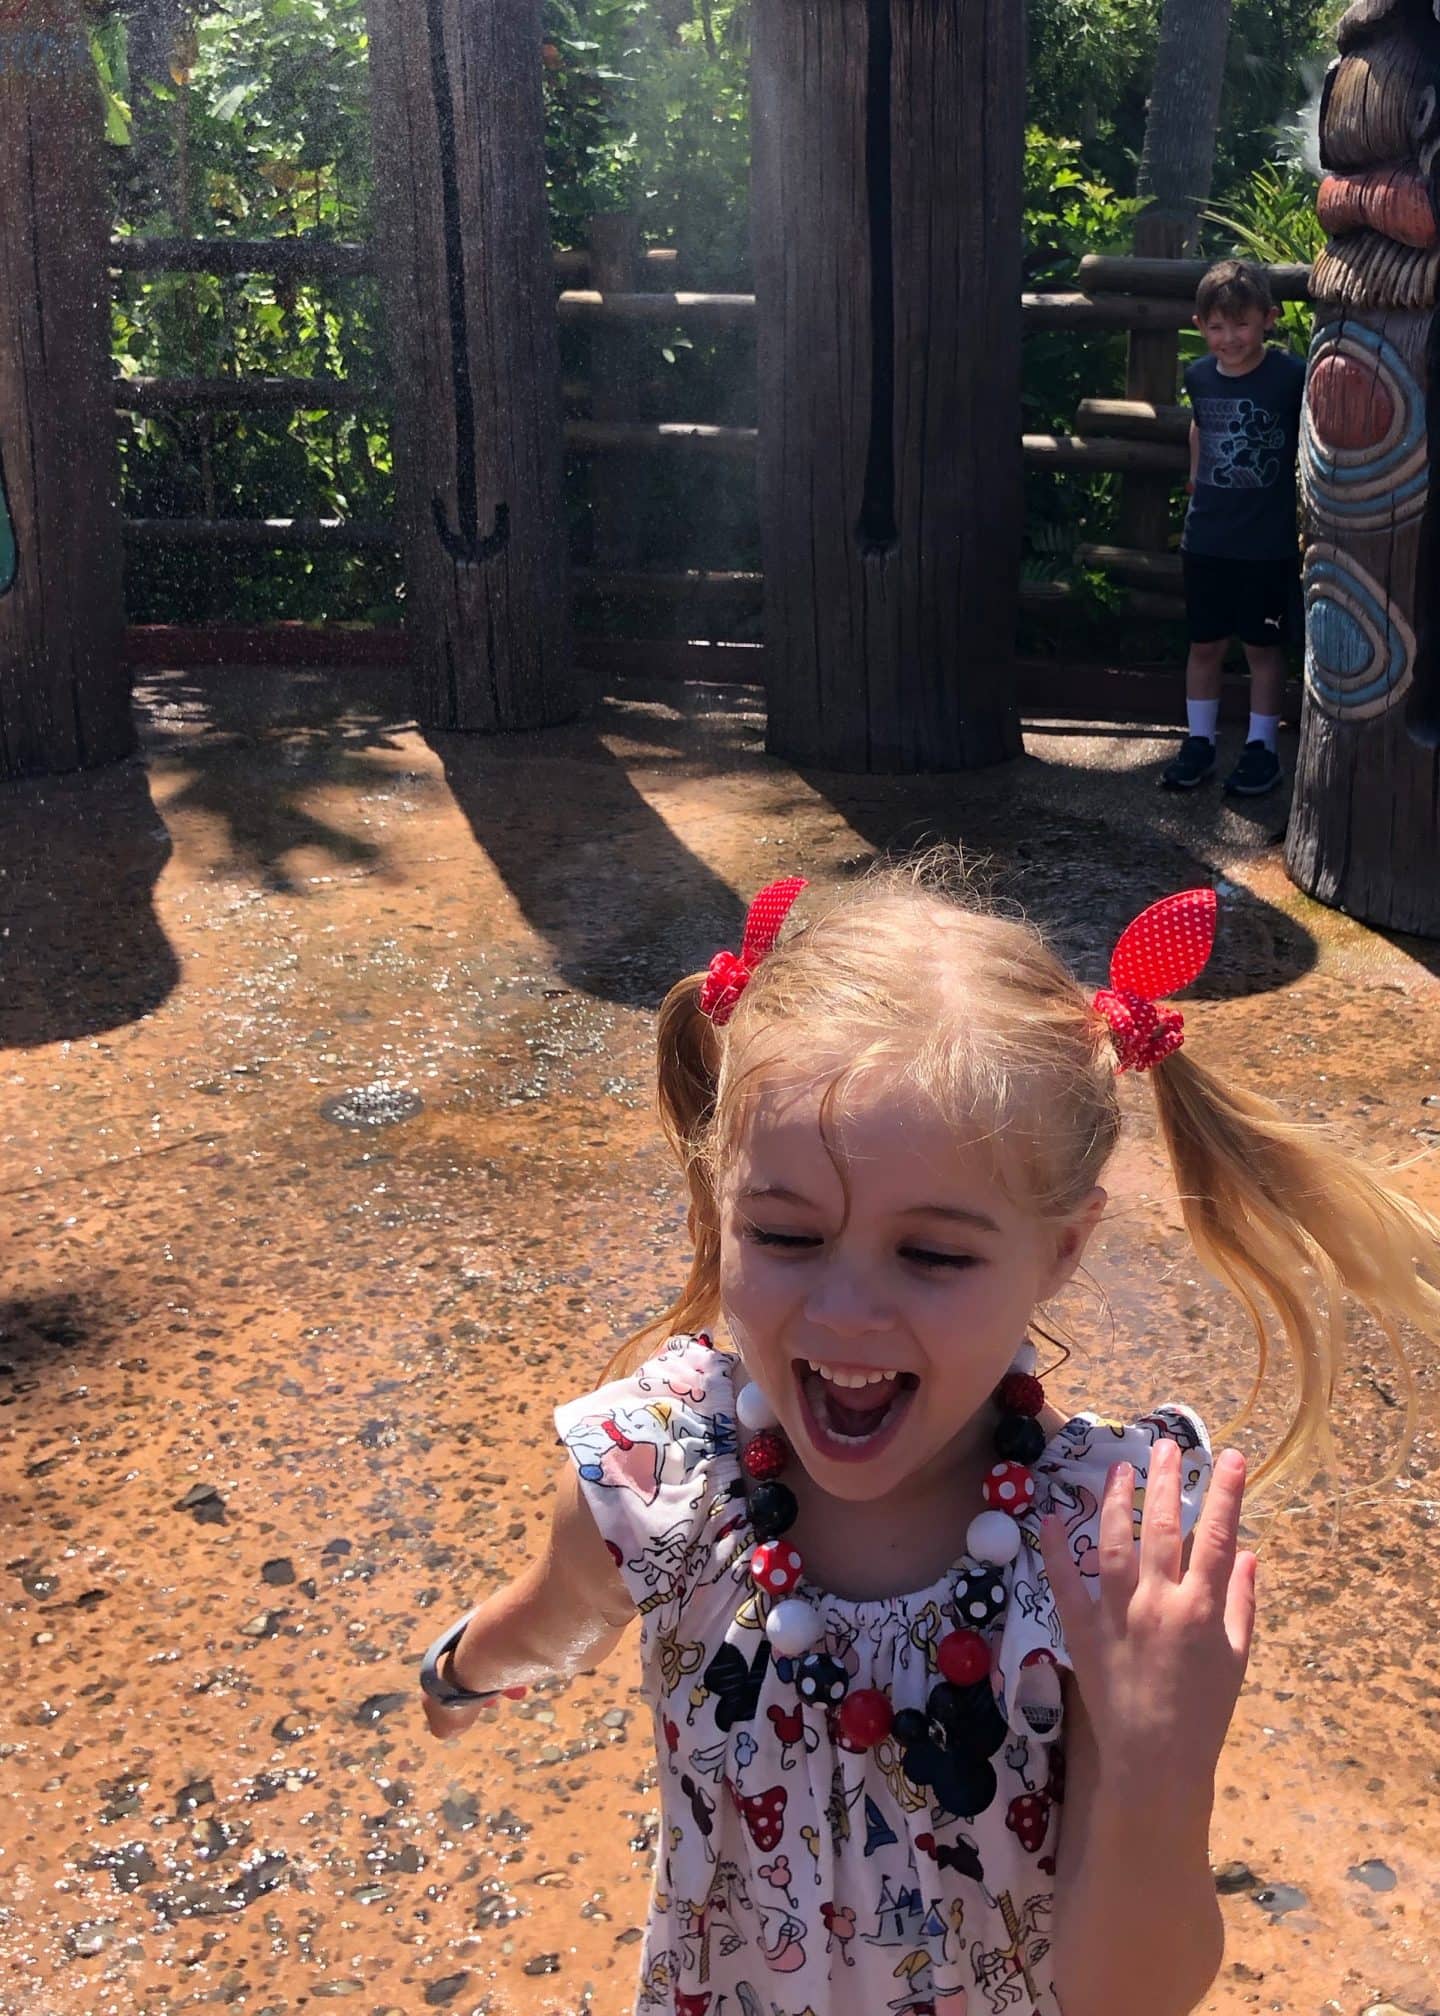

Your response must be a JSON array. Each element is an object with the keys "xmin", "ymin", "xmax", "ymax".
[
  {"xmin": 993, "ymin": 1402, "xmax": 1213, "ymax": 1744},
  {"xmin": 553, "ymin": 1333, "xmax": 744, "ymax": 1647}
]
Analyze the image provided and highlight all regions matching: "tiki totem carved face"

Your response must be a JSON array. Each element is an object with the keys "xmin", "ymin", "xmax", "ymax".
[{"xmin": 1302, "ymin": 0, "xmax": 1440, "ymax": 725}]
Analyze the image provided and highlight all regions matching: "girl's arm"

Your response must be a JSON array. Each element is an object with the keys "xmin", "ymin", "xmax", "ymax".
[
  {"xmin": 422, "ymin": 1460, "xmax": 636, "ymax": 1739},
  {"xmin": 1049, "ymin": 1670, "xmax": 1224, "ymax": 2016}
]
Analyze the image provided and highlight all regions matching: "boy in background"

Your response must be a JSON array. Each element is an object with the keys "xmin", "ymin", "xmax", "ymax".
[{"xmin": 1163, "ymin": 259, "xmax": 1306, "ymax": 796}]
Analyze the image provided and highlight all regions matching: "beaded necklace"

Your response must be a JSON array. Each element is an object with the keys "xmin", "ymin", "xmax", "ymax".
[{"xmin": 730, "ymin": 1341, "xmax": 1062, "ymax": 1820}]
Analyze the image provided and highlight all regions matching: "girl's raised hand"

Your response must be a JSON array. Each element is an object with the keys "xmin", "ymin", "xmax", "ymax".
[{"xmin": 1037, "ymin": 1439, "xmax": 1258, "ymax": 1780}]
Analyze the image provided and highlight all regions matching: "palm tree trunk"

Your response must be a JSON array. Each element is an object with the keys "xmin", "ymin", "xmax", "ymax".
[
  {"xmin": 1137, "ymin": 0, "xmax": 1234, "ymax": 241},
  {"xmin": 1118, "ymin": 0, "xmax": 1234, "ymax": 551}
]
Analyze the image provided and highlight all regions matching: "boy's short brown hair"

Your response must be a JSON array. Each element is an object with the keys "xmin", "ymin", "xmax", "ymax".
[{"xmin": 1195, "ymin": 258, "xmax": 1274, "ymax": 321}]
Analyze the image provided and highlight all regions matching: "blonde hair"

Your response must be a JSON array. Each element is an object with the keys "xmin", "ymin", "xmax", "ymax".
[{"xmin": 610, "ymin": 852, "xmax": 1440, "ymax": 1521}]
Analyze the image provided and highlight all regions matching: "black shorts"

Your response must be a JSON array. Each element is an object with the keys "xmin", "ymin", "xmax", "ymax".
[{"xmin": 1182, "ymin": 551, "xmax": 1301, "ymax": 647}]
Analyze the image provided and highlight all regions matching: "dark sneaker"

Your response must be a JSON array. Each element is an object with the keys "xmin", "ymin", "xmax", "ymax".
[
  {"xmin": 1223, "ymin": 740, "xmax": 1283, "ymax": 797},
  {"xmin": 1161, "ymin": 734, "xmax": 1217, "ymax": 789}
]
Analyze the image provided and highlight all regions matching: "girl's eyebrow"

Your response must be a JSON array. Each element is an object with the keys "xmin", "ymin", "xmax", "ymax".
[{"xmin": 738, "ymin": 1185, "xmax": 999, "ymax": 1233}]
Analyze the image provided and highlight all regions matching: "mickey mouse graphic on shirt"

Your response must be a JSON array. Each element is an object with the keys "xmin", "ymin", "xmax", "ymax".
[{"xmin": 1193, "ymin": 393, "xmax": 1287, "ymax": 490}]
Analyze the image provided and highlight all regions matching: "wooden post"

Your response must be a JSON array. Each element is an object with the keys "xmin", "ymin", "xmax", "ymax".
[
  {"xmin": 365, "ymin": 0, "xmax": 575, "ymax": 732},
  {"xmin": 0, "ymin": 0, "xmax": 129, "ymax": 779},
  {"xmin": 1287, "ymin": 0, "xmax": 1440, "ymax": 936},
  {"xmin": 586, "ymin": 214, "xmax": 645, "ymax": 571},
  {"xmin": 751, "ymin": 0, "xmax": 1024, "ymax": 772},
  {"xmin": 1116, "ymin": 211, "xmax": 1187, "ymax": 555}
]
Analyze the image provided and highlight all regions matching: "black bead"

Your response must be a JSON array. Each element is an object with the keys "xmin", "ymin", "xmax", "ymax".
[
  {"xmin": 994, "ymin": 1411, "xmax": 1046, "ymax": 1465},
  {"xmin": 925, "ymin": 1682, "xmax": 972, "ymax": 1742},
  {"xmin": 892, "ymin": 1707, "xmax": 929, "ymax": 1747},
  {"xmin": 749, "ymin": 1481, "xmax": 799, "ymax": 1540},
  {"xmin": 796, "ymin": 1652, "xmax": 848, "ymax": 1705},
  {"xmin": 934, "ymin": 1677, "xmax": 1008, "ymax": 1759},
  {"xmin": 955, "ymin": 1565, "xmax": 1008, "ymax": 1632}
]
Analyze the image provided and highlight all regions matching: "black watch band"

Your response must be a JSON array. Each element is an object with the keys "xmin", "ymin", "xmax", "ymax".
[{"xmin": 419, "ymin": 1609, "xmax": 498, "ymax": 1707}]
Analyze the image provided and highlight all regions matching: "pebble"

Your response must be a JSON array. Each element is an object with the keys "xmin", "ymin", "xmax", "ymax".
[
  {"xmin": 354, "ymin": 1690, "xmax": 409, "ymax": 1726},
  {"xmin": 65, "ymin": 1920, "xmax": 118, "ymax": 1957},
  {"xmin": 523, "ymin": 1954, "xmax": 561, "ymax": 1976},
  {"xmin": 1213, "ymin": 1860, "xmax": 1258, "ymax": 1893},
  {"xmin": 1347, "ymin": 1858, "xmax": 1396, "ymax": 1891},
  {"xmin": 175, "ymin": 1777, "xmax": 215, "ymax": 1815},
  {"xmin": 441, "ymin": 1790, "xmax": 479, "ymax": 1832},
  {"xmin": 261, "ymin": 1557, "xmax": 295, "ymax": 1586},
  {"xmin": 239, "ymin": 1610, "xmax": 280, "ymax": 1638},
  {"xmin": 175, "ymin": 1483, "xmax": 227, "ymax": 1525},
  {"xmin": 1362, "ymin": 2007, "xmax": 1425, "ymax": 2016},
  {"xmin": 422, "ymin": 1974, "xmax": 469, "ymax": 2006}
]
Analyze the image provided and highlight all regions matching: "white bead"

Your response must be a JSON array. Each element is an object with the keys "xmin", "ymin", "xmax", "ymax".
[
  {"xmin": 736, "ymin": 1381, "xmax": 780, "ymax": 1432},
  {"xmin": 765, "ymin": 1598, "xmax": 823, "ymax": 1656},
  {"xmin": 966, "ymin": 1509, "xmax": 1023, "ymax": 1566},
  {"xmin": 1010, "ymin": 1341, "xmax": 1038, "ymax": 1376}
]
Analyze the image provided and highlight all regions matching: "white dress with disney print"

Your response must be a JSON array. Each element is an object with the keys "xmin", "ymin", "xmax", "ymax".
[{"xmin": 554, "ymin": 1335, "xmax": 1212, "ymax": 2016}]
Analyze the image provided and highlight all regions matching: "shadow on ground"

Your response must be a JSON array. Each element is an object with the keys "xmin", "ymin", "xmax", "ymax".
[{"xmin": 0, "ymin": 756, "xmax": 179, "ymax": 1047}]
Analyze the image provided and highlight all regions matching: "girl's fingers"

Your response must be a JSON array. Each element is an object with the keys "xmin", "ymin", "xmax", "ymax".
[
  {"xmin": 1137, "ymin": 1434, "xmax": 1184, "ymax": 1584},
  {"xmin": 1097, "ymin": 1457, "xmax": 1140, "ymax": 1622},
  {"xmin": 1224, "ymin": 1549, "xmax": 1259, "ymax": 1665},
  {"xmin": 1186, "ymin": 1447, "xmax": 1246, "ymax": 1604}
]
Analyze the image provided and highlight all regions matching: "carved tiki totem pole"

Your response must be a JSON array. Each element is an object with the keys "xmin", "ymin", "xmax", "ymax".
[{"xmin": 1288, "ymin": 0, "xmax": 1440, "ymax": 935}]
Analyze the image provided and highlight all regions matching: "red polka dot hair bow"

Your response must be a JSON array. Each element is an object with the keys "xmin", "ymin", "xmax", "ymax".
[
  {"xmin": 698, "ymin": 877, "xmax": 809, "ymax": 1026},
  {"xmin": 1092, "ymin": 888, "xmax": 1217, "ymax": 1074}
]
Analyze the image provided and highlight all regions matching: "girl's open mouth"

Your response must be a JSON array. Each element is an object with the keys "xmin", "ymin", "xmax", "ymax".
[{"xmin": 793, "ymin": 1358, "xmax": 919, "ymax": 1464}]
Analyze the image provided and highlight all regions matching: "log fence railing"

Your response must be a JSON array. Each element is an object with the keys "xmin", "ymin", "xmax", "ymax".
[{"xmin": 112, "ymin": 232, "xmax": 1308, "ymax": 631}]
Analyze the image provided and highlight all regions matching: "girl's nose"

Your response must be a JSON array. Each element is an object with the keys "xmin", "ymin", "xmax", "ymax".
[{"xmin": 802, "ymin": 1262, "xmax": 892, "ymax": 1335}]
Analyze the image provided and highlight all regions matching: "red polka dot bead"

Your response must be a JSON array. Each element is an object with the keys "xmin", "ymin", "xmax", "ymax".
[
  {"xmin": 936, "ymin": 1629, "xmax": 992, "ymax": 1686},
  {"xmin": 836, "ymin": 1687, "xmax": 894, "ymax": 1750},
  {"xmin": 997, "ymin": 1371, "xmax": 1045, "ymax": 1418},
  {"xmin": 741, "ymin": 1429, "xmax": 789, "ymax": 1482},
  {"xmin": 750, "ymin": 1540, "xmax": 803, "ymax": 1596},
  {"xmin": 982, "ymin": 1459, "xmax": 1036, "ymax": 1514}
]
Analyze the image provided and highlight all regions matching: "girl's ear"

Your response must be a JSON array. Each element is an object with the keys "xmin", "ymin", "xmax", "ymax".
[{"xmin": 1043, "ymin": 1186, "xmax": 1107, "ymax": 1300}]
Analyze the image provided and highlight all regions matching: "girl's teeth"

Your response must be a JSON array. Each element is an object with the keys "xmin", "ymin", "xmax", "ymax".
[{"xmin": 805, "ymin": 1360, "xmax": 895, "ymax": 1389}]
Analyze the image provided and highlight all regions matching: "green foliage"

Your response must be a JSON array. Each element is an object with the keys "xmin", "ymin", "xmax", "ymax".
[
  {"xmin": 543, "ymin": 0, "xmax": 751, "ymax": 285},
  {"xmin": 112, "ymin": 0, "xmax": 395, "ymax": 623},
  {"xmin": 1024, "ymin": 129, "xmax": 1146, "ymax": 290},
  {"xmin": 90, "ymin": 16, "xmax": 133, "ymax": 147},
  {"xmin": 1026, "ymin": 0, "xmax": 1158, "ymax": 192},
  {"xmin": 1215, "ymin": 0, "xmax": 1333, "ymax": 193},
  {"xmin": 1021, "ymin": 132, "xmax": 1142, "ymax": 588}
]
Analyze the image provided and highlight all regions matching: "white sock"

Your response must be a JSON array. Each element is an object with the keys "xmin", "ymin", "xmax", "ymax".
[
  {"xmin": 1186, "ymin": 698, "xmax": 1220, "ymax": 743},
  {"xmin": 1247, "ymin": 713, "xmax": 1279, "ymax": 751}
]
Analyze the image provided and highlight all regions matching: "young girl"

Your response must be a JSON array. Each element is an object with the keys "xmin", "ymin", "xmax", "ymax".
[{"xmin": 419, "ymin": 861, "xmax": 1440, "ymax": 2016}]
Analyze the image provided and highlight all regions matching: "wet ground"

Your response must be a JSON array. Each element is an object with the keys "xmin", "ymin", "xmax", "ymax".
[{"xmin": 2, "ymin": 661, "xmax": 1438, "ymax": 2016}]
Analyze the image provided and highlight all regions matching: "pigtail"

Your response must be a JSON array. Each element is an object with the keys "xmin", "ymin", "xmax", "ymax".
[
  {"xmin": 1149, "ymin": 1046, "xmax": 1440, "ymax": 1510},
  {"xmin": 602, "ymin": 974, "xmax": 726, "ymax": 1378}
]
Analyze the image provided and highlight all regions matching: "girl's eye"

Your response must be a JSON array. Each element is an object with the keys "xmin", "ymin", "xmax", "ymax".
[
  {"xmin": 745, "ymin": 1227, "xmax": 820, "ymax": 1250},
  {"xmin": 901, "ymin": 1248, "xmax": 979, "ymax": 1271}
]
